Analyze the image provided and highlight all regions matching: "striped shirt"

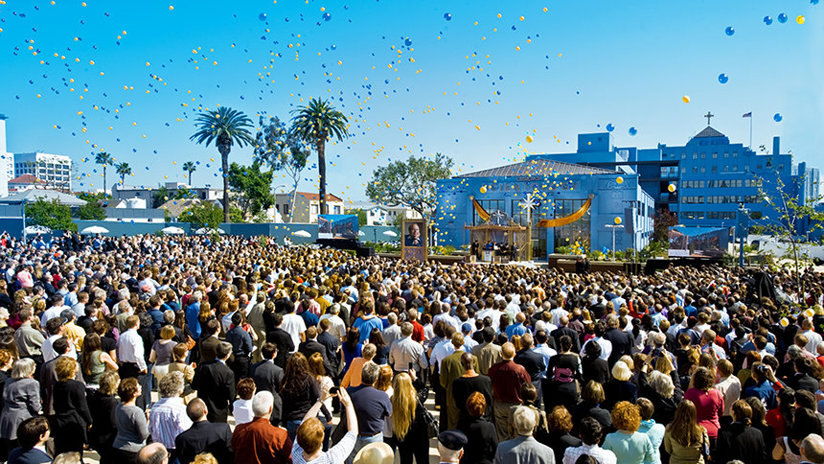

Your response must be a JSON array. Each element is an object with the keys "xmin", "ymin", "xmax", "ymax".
[{"xmin": 148, "ymin": 396, "xmax": 192, "ymax": 450}]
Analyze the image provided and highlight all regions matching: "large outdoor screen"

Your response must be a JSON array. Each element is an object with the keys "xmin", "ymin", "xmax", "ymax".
[
  {"xmin": 668, "ymin": 226, "xmax": 729, "ymax": 258},
  {"xmin": 318, "ymin": 214, "xmax": 359, "ymax": 240}
]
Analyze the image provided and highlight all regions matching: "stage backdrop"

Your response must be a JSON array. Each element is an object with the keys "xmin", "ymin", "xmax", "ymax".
[
  {"xmin": 668, "ymin": 226, "xmax": 729, "ymax": 258},
  {"xmin": 318, "ymin": 214, "xmax": 359, "ymax": 240}
]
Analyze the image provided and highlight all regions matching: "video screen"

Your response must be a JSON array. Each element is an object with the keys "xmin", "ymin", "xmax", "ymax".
[
  {"xmin": 318, "ymin": 214, "xmax": 359, "ymax": 240},
  {"xmin": 668, "ymin": 226, "xmax": 729, "ymax": 258},
  {"xmin": 402, "ymin": 220, "xmax": 427, "ymax": 262}
]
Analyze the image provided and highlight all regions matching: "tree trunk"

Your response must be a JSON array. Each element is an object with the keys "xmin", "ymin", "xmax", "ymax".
[
  {"xmin": 188, "ymin": 171, "xmax": 192, "ymax": 186},
  {"xmin": 289, "ymin": 185, "xmax": 299, "ymax": 223},
  {"xmin": 103, "ymin": 166, "xmax": 107, "ymax": 197},
  {"xmin": 317, "ymin": 137, "xmax": 327, "ymax": 216},
  {"xmin": 220, "ymin": 146, "xmax": 230, "ymax": 223}
]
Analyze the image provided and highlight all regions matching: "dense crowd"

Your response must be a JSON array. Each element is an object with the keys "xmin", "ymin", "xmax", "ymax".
[{"xmin": 0, "ymin": 232, "xmax": 823, "ymax": 464}]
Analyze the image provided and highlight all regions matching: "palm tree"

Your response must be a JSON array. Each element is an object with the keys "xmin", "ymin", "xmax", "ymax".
[
  {"xmin": 291, "ymin": 97, "xmax": 349, "ymax": 215},
  {"xmin": 115, "ymin": 162, "xmax": 132, "ymax": 189},
  {"xmin": 94, "ymin": 152, "xmax": 113, "ymax": 195},
  {"xmin": 190, "ymin": 107, "xmax": 254, "ymax": 222},
  {"xmin": 182, "ymin": 161, "xmax": 197, "ymax": 186}
]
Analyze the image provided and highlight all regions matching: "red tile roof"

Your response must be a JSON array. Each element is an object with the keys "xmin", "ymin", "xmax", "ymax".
[
  {"xmin": 296, "ymin": 192, "xmax": 343, "ymax": 202},
  {"xmin": 9, "ymin": 174, "xmax": 45, "ymax": 184}
]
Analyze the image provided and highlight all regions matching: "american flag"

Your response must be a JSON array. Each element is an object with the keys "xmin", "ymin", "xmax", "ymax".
[{"xmin": 742, "ymin": 112, "xmax": 752, "ymax": 118}]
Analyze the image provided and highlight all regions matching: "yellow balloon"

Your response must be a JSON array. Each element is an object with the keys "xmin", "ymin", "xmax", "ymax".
[
  {"xmin": 525, "ymin": 135, "xmax": 533, "ymax": 143},
  {"xmin": 682, "ymin": 95, "xmax": 690, "ymax": 103},
  {"xmin": 797, "ymin": 15, "xmax": 805, "ymax": 24},
  {"xmin": 668, "ymin": 184, "xmax": 676, "ymax": 193},
  {"xmin": 614, "ymin": 217, "xmax": 622, "ymax": 225},
  {"xmin": 479, "ymin": 186, "xmax": 487, "ymax": 194},
  {"xmin": 616, "ymin": 176, "xmax": 623, "ymax": 184}
]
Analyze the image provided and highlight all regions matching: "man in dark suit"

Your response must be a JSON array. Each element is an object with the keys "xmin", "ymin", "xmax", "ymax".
[
  {"xmin": 250, "ymin": 343, "xmax": 284, "ymax": 425},
  {"xmin": 298, "ymin": 326, "xmax": 334, "ymax": 377},
  {"xmin": 7, "ymin": 416, "xmax": 51, "ymax": 464},
  {"xmin": 513, "ymin": 333, "xmax": 546, "ymax": 407},
  {"xmin": 551, "ymin": 316, "xmax": 581, "ymax": 353},
  {"xmin": 265, "ymin": 312, "xmax": 294, "ymax": 369},
  {"xmin": 196, "ymin": 319, "xmax": 221, "ymax": 364},
  {"xmin": 317, "ymin": 319, "xmax": 341, "ymax": 377},
  {"xmin": 174, "ymin": 399, "xmax": 233, "ymax": 464},
  {"xmin": 603, "ymin": 315, "xmax": 633, "ymax": 367},
  {"xmin": 191, "ymin": 342, "xmax": 235, "ymax": 423}
]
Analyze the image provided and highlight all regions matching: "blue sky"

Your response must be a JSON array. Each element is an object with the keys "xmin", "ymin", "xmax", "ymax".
[{"xmin": 0, "ymin": 0, "xmax": 821, "ymax": 202}]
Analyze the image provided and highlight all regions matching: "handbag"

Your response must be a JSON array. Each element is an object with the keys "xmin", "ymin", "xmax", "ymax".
[
  {"xmin": 186, "ymin": 335, "xmax": 196, "ymax": 350},
  {"xmin": 418, "ymin": 399, "xmax": 439, "ymax": 438}
]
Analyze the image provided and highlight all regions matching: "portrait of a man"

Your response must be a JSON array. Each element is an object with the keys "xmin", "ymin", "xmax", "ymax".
[{"xmin": 404, "ymin": 222, "xmax": 423, "ymax": 247}]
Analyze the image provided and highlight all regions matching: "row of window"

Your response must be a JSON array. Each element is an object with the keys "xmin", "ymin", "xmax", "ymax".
[
  {"xmin": 667, "ymin": 151, "xmax": 741, "ymax": 160},
  {"xmin": 682, "ymin": 195, "xmax": 760, "ymax": 204},
  {"xmin": 682, "ymin": 211, "xmax": 735, "ymax": 220},
  {"xmin": 681, "ymin": 179, "xmax": 763, "ymax": 189}
]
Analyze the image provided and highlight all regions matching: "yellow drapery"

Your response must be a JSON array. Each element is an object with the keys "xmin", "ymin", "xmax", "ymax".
[
  {"xmin": 537, "ymin": 196, "xmax": 593, "ymax": 228},
  {"xmin": 472, "ymin": 198, "xmax": 490, "ymax": 222}
]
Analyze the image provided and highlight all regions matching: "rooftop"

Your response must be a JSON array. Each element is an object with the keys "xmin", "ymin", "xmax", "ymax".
[
  {"xmin": 691, "ymin": 126, "xmax": 727, "ymax": 139},
  {"xmin": 9, "ymin": 174, "xmax": 45, "ymax": 184},
  {"xmin": 457, "ymin": 158, "xmax": 614, "ymax": 178},
  {"xmin": 295, "ymin": 192, "xmax": 344, "ymax": 202}
]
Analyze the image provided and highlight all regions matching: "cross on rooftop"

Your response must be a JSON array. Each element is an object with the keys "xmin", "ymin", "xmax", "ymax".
[{"xmin": 705, "ymin": 111, "xmax": 714, "ymax": 125}]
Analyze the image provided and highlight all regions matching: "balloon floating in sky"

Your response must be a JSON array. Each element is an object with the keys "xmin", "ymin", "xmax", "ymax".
[
  {"xmin": 628, "ymin": 127, "xmax": 637, "ymax": 136},
  {"xmin": 718, "ymin": 73, "xmax": 729, "ymax": 84},
  {"xmin": 725, "ymin": 26, "xmax": 735, "ymax": 36},
  {"xmin": 797, "ymin": 15, "xmax": 806, "ymax": 24},
  {"xmin": 778, "ymin": 13, "xmax": 788, "ymax": 23},
  {"xmin": 444, "ymin": 12, "xmax": 452, "ymax": 21},
  {"xmin": 404, "ymin": 38, "xmax": 412, "ymax": 46},
  {"xmin": 614, "ymin": 217, "xmax": 622, "ymax": 225},
  {"xmin": 682, "ymin": 95, "xmax": 690, "ymax": 103},
  {"xmin": 773, "ymin": 113, "xmax": 783, "ymax": 122},
  {"xmin": 258, "ymin": 13, "xmax": 267, "ymax": 21},
  {"xmin": 525, "ymin": 135, "xmax": 533, "ymax": 143},
  {"xmin": 606, "ymin": 123, "xmax": 615, "ymax": 132},
  {"xmin": 764, "ymin": 16, "xmax": 773, "ymax": 25},
  {"xmin": 323, "ymin": 12, "xmax": 331, "ymax": 21}
]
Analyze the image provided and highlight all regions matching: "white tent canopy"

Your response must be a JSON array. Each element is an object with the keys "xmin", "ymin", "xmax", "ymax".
[
  {"xmin": 23, "ymin": 225, "xmax": 51, "ymax": 235},
  {"xmin": 291, "ymin": 230, "xmax": 311, "ymax": 238},
  {"xmin": 383, "ymin": 230, "xmax": 398, "ymax": 237},
  {"xmin": 80, "ymin": 225, "xmax": 109, "ymax": 235},
  {"xmin": 194, "ymin": 227, "xmax": 225, "ymax": 235},
  {"xmin": 161, "ymin": 226, "xmax": 185, "ymax": 235}
]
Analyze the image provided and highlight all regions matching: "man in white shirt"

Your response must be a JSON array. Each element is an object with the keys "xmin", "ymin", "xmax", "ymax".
[
  {"xmin": 118, "ymin": 315, "xmax": 147, "ymax": 376},
  {"xmin": 281, "ymin": 303, "xmax": 306, "ymax": 353},
  {"xmin": 42, "ymin": 318, "xmax": 77, "ymax": 362},
  {"xmin": 802, "ymin": 318, "xmax": 823, "ymax": 355},
  {"xmin": 319, "ymin": 304, "xmax": 346, "ymax": 341},
  {"xmin": 715, "ymin": 359, "xmax": 741, "ymax": 417},
  {"xmin": 40, "ymin": 294, "xmax": 70, "ymax": 329}
]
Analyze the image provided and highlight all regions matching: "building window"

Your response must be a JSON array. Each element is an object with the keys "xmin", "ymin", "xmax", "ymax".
[
  {"xmin": 732, "ymin": 165, "xmax": 738, "ymax": 172},
  {"xmin": 700, "ymin": 167, "xmax": 706, "ymax": 173},
  {"xmin": 733, "ymin": 152, "xmax": 738, "ymax": 158},
  {"xmin": 681, "ymin": 153, "xmax": 686, "ymax": 159},
  {"xmin": 711, "ymin": 166, "xmax": 717, "ymax": 173},
  {"xmin": 554, "ymin": 199, "xmax": 591, "ymax": 252},
  {"xmin": 692, "ymin": 153, "xmax": 698, "ymax": 159},
  {"xmin": 724, "ymin": 152, "xmax": 729, "ymax": 158},
  {"xmin": 712, "ymin": 153, "xmax": 718, "ymax": 159},
  {"xmin": 311, "ymin": 205, "xmax": 318, "ymax": 214},
  {"xmin": 701, "ymin": 153, "xmax": 706, "ymax": 159},
  {"xmin": 473, "ymin": 199, "xmax": 505, "ymax": 225}
]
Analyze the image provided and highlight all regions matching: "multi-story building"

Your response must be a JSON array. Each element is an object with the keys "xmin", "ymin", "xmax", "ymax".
[
  {"xmin": 347, "ymin": 201, "xmax": 425, "ymax": 226},
  {"xmin": 13, "ymin": 152, "xmax": 72, "ymax": 192},
  {"xmin": 274, "ymin": 192, "xmax": 344, "ymax": 223},
  {"xmin": 0, "ymin": 115, "xmax": 13, "ymax": 197},
  {"xmin": 112, "ymin": 182, "xmax": 223, "ymax": 206}
]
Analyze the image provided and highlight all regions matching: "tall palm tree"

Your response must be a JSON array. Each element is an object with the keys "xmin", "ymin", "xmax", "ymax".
[
  {"xmin": 182, "ymin": 161, "xmax": 197, "ymax": 186},
  {"xmin": 190, "ymin": 106, "xmax": 254, "ymax": 222},
  {"xmin": 115, "ymin": 162, "xmax": 132, "ymax": 189},
  {"xmin": 291, "ymin": 97, "xmax": 349, "ymax": 215},
  {"xmin": 94, "ymin": 152, "xmax": 113, "ymax": 195}
]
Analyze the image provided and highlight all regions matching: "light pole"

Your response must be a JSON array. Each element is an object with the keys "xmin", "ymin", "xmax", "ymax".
[
  {"xmin": 605, "ymin": 219, "xmax": 624, "ymax": 260},
  {"xmin": 736, "ymin": 204, "xmax": 750, "ymax": 268},
  {"xmin": 21, "ymin": 199, "xmax": 27, "ymax": 243}
]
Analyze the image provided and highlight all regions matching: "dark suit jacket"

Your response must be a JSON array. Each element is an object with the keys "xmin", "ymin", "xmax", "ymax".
[
  {"xmin": 603, "ymin": 328, "xmax": 633, "ymax": 366},
  {"xmin": 551, "ymin": 326, "xmax": 581, "ymax": 353},
  {"xmin": 715, "ymin": 422, "xmax": 767, "ymax": 464},
  {"xmin": 39, "ymin": 355, "xmax": 84, "ymax": 416},
  {"xmin": 250, "ymin": 359, "xmax": 284, "ymax": 422},
  {"xmin": 191, "ymin": 361, "xmax": 235, "ymax": 423},
  {"xmin": 513, "ymin": 349, "xmax": 546, "ymax": 383},
  {"xmin": 265, "ymin": 328, "xmax": 294, "ymax": 368},
  {"xmin": 298, "ymin": 339, "xmax": 334, "ymax": 377},
  {"xmin": 7, "ymin": 447, "xmax": 51, "ymax": 464},
  {"xmin": 317, "ymin": 331, "xmax": 340, "ymax": 373},
  {"xmin": 198, "ymin": 335, "xmax": 220, "ymax": 363},
  {"xmin": 174, "ymin": 420, "xmax": 234, "ymax": 464}
]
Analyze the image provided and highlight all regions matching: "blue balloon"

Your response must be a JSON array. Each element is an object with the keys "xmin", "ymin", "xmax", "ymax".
[
  {"xmin": 258, "ymin": 13, "xmax": 267, "ymax": 21},
  {"xmin": 444, "ymin": 12, "xmax": 452, "ymax": 21},
  {"xmin": 404, "ymin": 38, "xmax": 412, "ymax": 46},
  {"xmin": 813, "ymin": 0, "xmax": 820, "ymax": 4},
  {"xmin": 773, "ymin": 113, "xmax": 783, "ymax": 122},
  {"xmin": 323, "ymin": 12, "xmax": 331, "ymax": 21},
  {"xmin": 764, "ymin": 16, "xmax": 773, "ymax": 25},
  {"xmin": 718, "ymin": 73, "xmax": 729, "ymax": 84},
  {"xmin": 725, "ymin": 26, "xmax": 735, "ymax": 36},
  {"xmin": 606, "ymin": 123, "xmax": 615, "ymax": 132},
  {"xmin": 628, "ymin": 127, "xmax": 638, "ymax": 136},
  {"xmin": 778, "ymin": 13, "xmax": 788, "ymax": 23}
]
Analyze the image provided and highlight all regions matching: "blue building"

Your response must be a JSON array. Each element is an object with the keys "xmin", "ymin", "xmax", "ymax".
[
  {"xmin": 434, "ymin": 122, "xmax": 820, "ymax": 258},
  {"xmin": 434, "ymin": 152, "xmax": 655, "ymax": 258}
]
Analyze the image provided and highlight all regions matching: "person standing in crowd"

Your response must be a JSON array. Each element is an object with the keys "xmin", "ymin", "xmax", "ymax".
[
  {"xmin": 0, "ymin": 358, "xmax": 39, "ymax": 460},
  {"xmin": 494, "ymin": 405, "xmax": 555, "ymax": 464},
  {"xmin": 281, "ymin": 352, "xmax": 331, "ymax": 441},
  {"xmin": 50, "ymin": 357, "xmax": 92, "ymax": 455},
  {"xmin": 112, "ymin": 377, "xmax": 150, "ymax": 463},
  {"xmin": 388, "ymin": 322, "xmax": 427, "ymax": 376},
  {"xmin": 472, "ymin": 327, "xmax": 503, "ymax": 376},
  {"xmin": 225, "ymin": 312, "xmax": 254, "ymax": 382},
  {"xmin": 715, "ymin": 399, "xmax": 767, "ymax": 464},
  {"xmin": 563, "ymin": 417, "xmax": 617, "ymax": 464},
  {"xmin": 602, "ymin": 401, "xmax": 655, "ymax": 464},
  {"xmin": 458, "ymin": 391, "xmax": 497, "ymax": 464},
  {"xmin": 118, "ymin": 315, "xmax": 149, "ymax": 409},
  {"xmin": 292, "ymin": 387, "xmax": 358, "ymax": 464},
  {"xmin": 684, "ymin": 367, "xmax": 724, "ymax": 447},
  {"xmin": 7, "ymin": 417, "xmax": 51, "ymax": 464},
  {"xmin": 88, "ymin": 371, "xmax": 120, "ymax": 464},
  {"xmin": 191, "ymin": 342, "xmax": 235, "ymax": 423},
  {"xmin": 349, "ymin": 363, "xmax": 392, "ymax": 461},
  {"xmin": 149, "ymin": 372, "xmax": 193, "ymax": 462},
  {"xmin": 488, "ymin": 342, "xmax": 531, "ymax": 442},
  {"xmin": 664, "ymin": 400, "xmax": 709, "ymax": 464},
  {"xmin": 174, "ymin": 399, "xmax": 234, "ymax": 464},
  {"xmin": 231, "ymin": 391, "xmax": 292, "ymax": 464},
  {"xmin": 441, "ymin": 333, "xmax": 473, "ymax": 430},
  {"xmin": 389, "ymin": 372, "xmax": 429, "ymax": 464},
  {"xmin": 452, "ymin": 352, "xmax": 493, "ymax": 426}
]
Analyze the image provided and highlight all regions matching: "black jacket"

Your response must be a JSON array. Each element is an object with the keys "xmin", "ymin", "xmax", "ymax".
[
  {"xmin": 603, "ymin": 328, "xmax": 633, "ymax": 366},
  {"xmin": 715, "ymin": 422, "xmax": 767, "ymax": 464},
  {"xmin": 317, "ymin": 331, "xmax": 341, "ymax": 373},
  {"xmin": 174, "ymin": 421, "xmax": 234, "ymax": 464},
  {"xmin": 514, "ymin": 348, "xmax": 546, "ymax": 383},
  {"xmin": 191, "ymin": 361, "xmax": 235, "ymax": 423},
  {"xmin": 250, "ymin": 359, "xmax": 284, "ymax": 422},
  {"xmin": 551, "ymin": 326, "xmax": 581, "ymax": 353},
  {"xmin": 299, "ymin": 339, "xmax": 334, "ymax": 377},
  {"xmin": 266, "ymin": 328, "xmax": 294, "ymax": 368}
]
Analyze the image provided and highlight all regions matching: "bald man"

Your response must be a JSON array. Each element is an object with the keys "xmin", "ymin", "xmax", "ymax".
[
  {"xmin": 802, "ymin": 434, "xmax": 824, "ymax": 464},
  {"xmin": 137, "ymin": 443, "xmax": 168, "ymax": 464}
]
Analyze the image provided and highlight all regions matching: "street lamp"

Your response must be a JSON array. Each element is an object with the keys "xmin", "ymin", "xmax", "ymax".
[{"xmin": 604, "ymin": 217, "xmax": 624, "ymax": 260}]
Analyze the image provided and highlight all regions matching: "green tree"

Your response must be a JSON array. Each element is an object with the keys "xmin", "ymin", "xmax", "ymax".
[
  {"xmin": 652, "ymin": 208, "xmax": 678, "ymax": 244},
  {"xmin": 254, "ymin": 115, "xmax": 310, "ymax": 222},
  {"xmin": 230, "ymin": 206, "xmax": 245, "ymax": 223},
  {"xmin": 152, "ymin": 185, "xmax": 170, "ymax": 208},
  {"xmin": 190, "ymin": 106, "xmax": 255, "ymax": 222},
  {"xmin": 115, "ymin": 162, "xmax": 132, "ymax": 188},
  {"xmin": 75, "ymin": 200, "xmax": 106, "ymax": 220},
  {"xmin": 346, "ymin": 208, "xmax": 368, "ymax": 226},
  {"xmin": 366, "ymin": 153, "xmax": 453, "ymax": 219},
  {"xmin": 179, "ymin": 201, "xmax": 224, "ymax": 229},
  {"xmin": 183, "ymin": 161, "xmax": 197, "ymax": 185},
  {"xmin": 228, "ymin": 161, "xmax": 275, "ymax": 219},
  {"xmin": 25, "ymin": 199, "xmax": 77, "ymax": 231},
  {"xmin": 94, "ymin": 151, "xmax": 113, "ymax": 195},
  {"xmin": 291, "ymin": 98, "xmax": 349, "ymax": 215}
]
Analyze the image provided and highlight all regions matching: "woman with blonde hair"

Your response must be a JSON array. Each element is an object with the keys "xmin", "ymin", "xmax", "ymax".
[
  {"xmin": 664, "ymin": 399, "xmax": 709, "ymax": 464},
  {"xmin": 604, "ymin": 360, "xmax": 638, "ymax": 410},
  {"xmin": 390, "ymin": 372, "xmax": 429, "ymax": 464}
]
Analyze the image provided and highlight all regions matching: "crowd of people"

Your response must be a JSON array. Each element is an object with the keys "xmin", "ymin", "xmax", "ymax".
[{"xmin": 0, "ymin": 231, "xmax": 823, "ymax": 464}]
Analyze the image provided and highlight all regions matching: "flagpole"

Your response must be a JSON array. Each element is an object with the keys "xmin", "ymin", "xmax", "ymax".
[{"xmin": 749, "ymin": 114, "xmax": 752, "ymax": 148}]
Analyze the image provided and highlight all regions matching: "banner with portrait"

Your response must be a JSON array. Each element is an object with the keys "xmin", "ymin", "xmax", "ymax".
[{"xmin": 401, "ymin": 219, "xmax": 427, "ymax": 262}]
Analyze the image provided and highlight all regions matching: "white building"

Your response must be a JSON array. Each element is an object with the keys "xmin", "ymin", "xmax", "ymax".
[
  {"xmin": 13, "ymin": 152, "xmax": 72, "ymax": 191},
  {"xmin": 346, "ymin": 200, "xmax": 423, "ymax": 226},
  {"xmin": 0, "ymin": 115, "xmax": 12, "ymax": 197},
  {"xmin": 274, "ymin": 192, "xmax": 344, "ymax": 223},
  {"xmin": 113, "ymin": 182, "xmax": 223, "ymax": 206}
]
